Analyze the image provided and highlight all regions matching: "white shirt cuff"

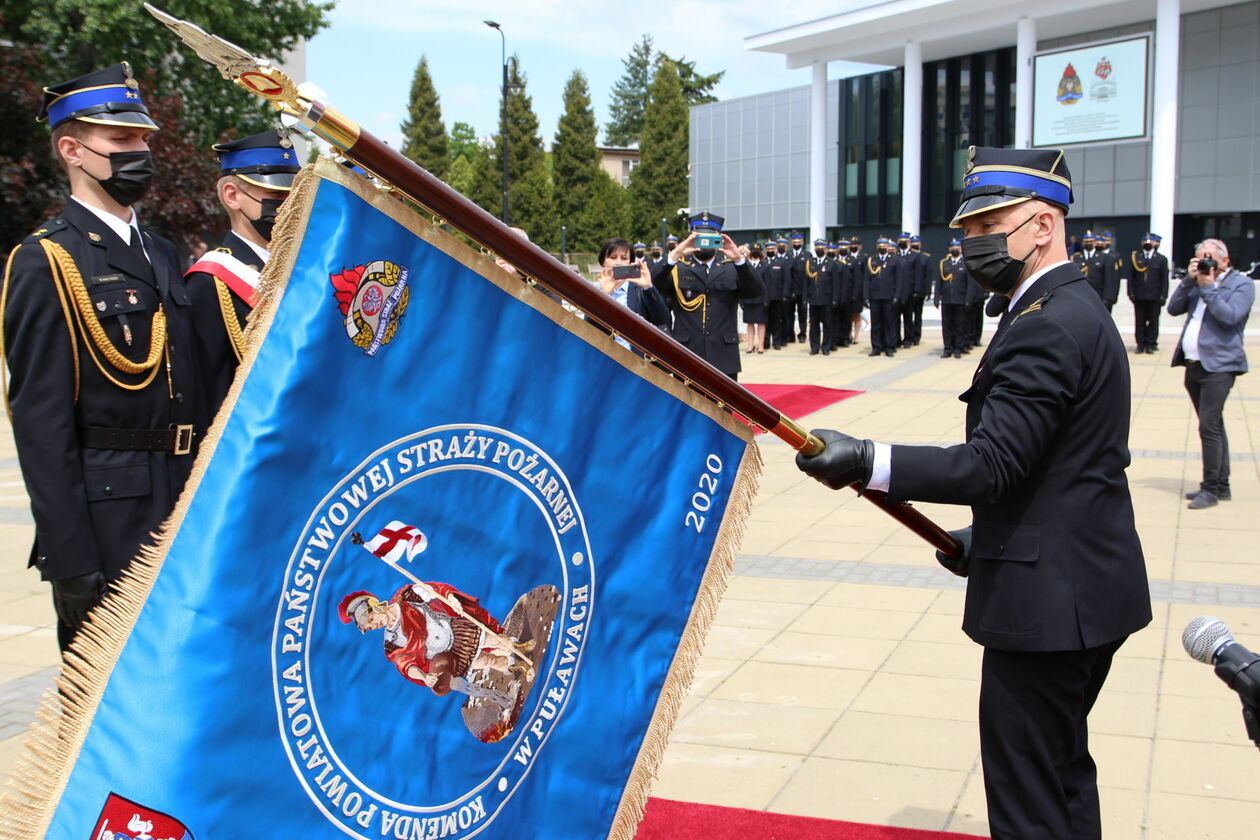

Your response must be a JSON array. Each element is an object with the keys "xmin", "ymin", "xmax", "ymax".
[
  {"xmin": 733, "ymin": 256, "xmax": 747, "ymax": 266},
  {"xmin": 867, "ymin": 442, "xmax": 892, "ymax": 492}
]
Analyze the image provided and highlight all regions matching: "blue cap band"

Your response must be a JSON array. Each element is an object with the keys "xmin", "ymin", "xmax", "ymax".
[
  {"xmin": 220, "ymin": 147, "xmax": 296, "ymax": 172},
  {"xmin": 963, "ymin": 170, "xmax": 1071, "ymax": 209},
  {"xmin": 47, "ymin": 85, "xmax": 144, "ymax": 127}
]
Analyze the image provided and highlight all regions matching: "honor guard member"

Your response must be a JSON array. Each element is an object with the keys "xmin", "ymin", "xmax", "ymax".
[
  {"xmin": 1074, "ymin": 230, "xmax": 1109, "ymax": 304},
  {"xmin": 830, "ymin": 241, "xmax": 852, "ymax": 348},
  {"xmin": 906, "ymin": 235, "xmax": 931, "ymax": 345},
  {"xmin": 185, "ymin": 129, "xmax": 301, "ymax": 426},
  {"xmin": 863, "ymin": 237, "xmax": 901, "ymax": 356},
  {"xmin": 797, "ymin": 146, "xmax": 1151, "ymax": 840},
  {"xmin": 647, "ymin": 241, "xmax": 665, "ymax": 268},
  {"xmin": 632, "ymin": 241, "xmax": 647, "ymax": 262},
  {"xmin": 764, "ymin": 238, "xmax": 788, "ymax": 349},
  {"xmin": 935, "ymin": 238, "xmax": 969, "ymax": 358},
  {"xmin": 1126, "ymin": 233, "xmax": 1170, "ymax": 353},
  {"xmin": 787, "ymin": 231, "xmax": 808, "ymax": 343},
  {"xmin": 651, "ymin": 212, "xmax": 763, "ymax": 380},
  {"xmin": 846, "ymin": 236, "xmax": 865, "ymax": 345},
  {"xmin": 1100, "ymin": 232, "xmax": 1122, "ymax": 312},
  {"xmin": 805, "ymin": 238, "xmax": 834, "ymax": 355},
  {"xmin": 894, "ymin": 232, "xmax": 927, "ymax": 347},
  {"xmin": 2, "ymin": 63, "xmax": 202, "ymax": 651}
]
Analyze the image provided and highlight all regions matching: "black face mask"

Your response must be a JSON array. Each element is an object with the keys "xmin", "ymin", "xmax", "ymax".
[
  {"xmin": 750, "ymin": 249, "xmax": 763, "ymax": 259},
  {"xmin": 634, "ymin": 249, "xmax": 645, "ymax": 259},
  {"xmin": 650, "ymin": 250, "xmax": 661, "ymax": 258},
  {"xmin": 239, "ymin": 189, "xmax": 283, "ymax": 242},
  {"xmin": 78, "ymin": 143, "xmax": 154, "ymax": 206},
  {"xmin": 949, "ymin": 248, "xmax": 961, "ymax": 257},
  {"xmin": 814, "ymin": 248, "xmax": 826, "ymax": 257},
  {"xmin": 877, "ymin": 248, "xmax": 887, "ymax": 256},
  {"xmin": 839, "ymin": 249, "xmax": 849, "ymax": 256},
  {"xmin": 960, "ymin": 212, "xmax": 1039, "ymax": 295},
  {"xmin": 693, "ymin": 248, "xmax": 716, "ymax": 262},
  {"xmin": 776, "ymin": 247, "xmax": 786, "ymax": 255}
]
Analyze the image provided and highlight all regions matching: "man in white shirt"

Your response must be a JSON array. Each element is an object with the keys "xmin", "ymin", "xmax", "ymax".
[
  {"xmin": 1168, "ymin": 238, "xmax": 1254, "ymax": 508},
  {"xmin": 2, "ymin": 62, "xmax": 201, "ymax": 650}
]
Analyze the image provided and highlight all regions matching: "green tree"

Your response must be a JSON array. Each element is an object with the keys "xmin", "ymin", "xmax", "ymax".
[
  {"xmin": 657, "ymin": 53, "xmax": 725, "ymax": 105},
  {"xmin": 512, "ymin": 162, "xmax": 557, "ymax": 250},
  {"xmin": 446, "ymin": 153, "xmax": 476, "ymax": 199},
  {"xmin": 400, "ymin": 56, "xmax": 449, "ymax": 179},
  {"xmin": 552, "ymin": 70, "xmax": 601, "ymax": 250},
  {"xmin": 604, "ymin": 35, "xmax": 653, "ymax": 146},
  {"xmin": 579, "ymin": 171, "xmax": 632, "ymax": 246},
  {"xmin": 3, "ymin": 0, "xmax": 331, "ymax": 146},
  {"xmin": 447, "ymin": 122, "xmax": 479, "ymax": 163},
  {"xmin": 631, "ymin": 62, "xmax": 689, "ymax": 237}
]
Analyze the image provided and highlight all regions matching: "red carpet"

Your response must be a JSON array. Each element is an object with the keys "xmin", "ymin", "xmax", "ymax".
[
  {"xmin": 635, "ymin": 798, "xmax": 987, "ymax": 840},
  {"xmin": 738, "ymin": 383, "xmax": 863, "ymax": 434}
]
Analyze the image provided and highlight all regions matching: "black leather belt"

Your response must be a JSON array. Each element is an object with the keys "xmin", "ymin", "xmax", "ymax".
[{"xmin": 82, "ymin": 425, "xmax": 195, "ymax": 455}]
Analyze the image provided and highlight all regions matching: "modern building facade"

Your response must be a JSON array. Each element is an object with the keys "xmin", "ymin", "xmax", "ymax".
[{"xmin": 692, "ymin": 0, "xmax": 1260, "ymax": 267}]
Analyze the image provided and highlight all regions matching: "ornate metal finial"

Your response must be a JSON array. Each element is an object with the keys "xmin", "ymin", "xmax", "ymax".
[{"xmin": 966, "ymin": 145, "xmax": 977, "ymax": 173}]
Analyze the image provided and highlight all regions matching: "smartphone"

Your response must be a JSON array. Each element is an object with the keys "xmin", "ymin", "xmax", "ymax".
[
  {"xmin": 612, "ymin": 264, "xmax": 642, "ymax": 280},
  {"xmin": 693, "ymin": 233, "xmax": 724, "ymax": 250}
]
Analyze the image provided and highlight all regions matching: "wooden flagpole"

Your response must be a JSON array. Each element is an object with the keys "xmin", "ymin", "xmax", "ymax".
[{"xmin": 144, "ymin": 5, "xmax": 961, "ymax": 560}]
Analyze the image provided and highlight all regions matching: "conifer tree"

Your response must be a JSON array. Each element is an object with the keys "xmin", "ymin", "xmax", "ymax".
[
  {"xmin": 657, "ymin": 54, "xmax": 725, "ymax": 105},
  {"xmin": 553, "ymin": 70, "xmax": 602, "ymax": 250},
  {"xmin": 604, "ymin": 35, "xmax": 654, "ymax": 146},
  {"xmin": 631, "ymin": 62, "xmax": 689, "ymax": 237},
  {"xmin": 400, "ymin": 56, "xmax": 450, "ymax": 179},
  {"xmin": 580, "ymin": 172, "xmax": 633, "ymax": 246}
]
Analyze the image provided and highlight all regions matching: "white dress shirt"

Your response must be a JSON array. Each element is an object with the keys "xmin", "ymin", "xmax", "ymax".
[{"xmin": 71, "ymin": 196, "xmax": 148, "ymax": 261}]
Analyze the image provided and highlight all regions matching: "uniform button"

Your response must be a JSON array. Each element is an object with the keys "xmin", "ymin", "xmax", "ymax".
[
  {"xmin": 103, "ymin": 486, "xmax": 113, "ymax": 496},
  {"xmin": 174, "ymin": 392, "xmax": 184, "ymax": 403}
]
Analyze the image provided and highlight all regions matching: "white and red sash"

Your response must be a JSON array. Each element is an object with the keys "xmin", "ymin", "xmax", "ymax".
[{"xmin": 185, "ymin": 249, "xmax": 262, "ymax": 308}]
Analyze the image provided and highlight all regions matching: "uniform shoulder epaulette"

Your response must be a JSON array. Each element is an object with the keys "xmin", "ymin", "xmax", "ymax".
[
  {"xmin": 23, "ymin": 218, "xmax": 67, "ymax": 243},
  {"xmin": 212, "ymin": 246, "xmax": 233, "ymax": 255}
]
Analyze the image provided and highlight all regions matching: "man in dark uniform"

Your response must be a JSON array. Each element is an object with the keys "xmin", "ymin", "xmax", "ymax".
[
  {"xmin": 830, "ymin": 240, "xmax": 852, "ymax": 348},
  {"xmin": 1100, "ymin": 233, "xmax": 1122, "ymax": 313},
  {"xmin": 906, "ymin": 235, "xmax": 931, "ymax": 346},
  {"xmin": 805, "ymin": 238, "xmax": 834, "ymax": 355},
  {"xmin": 894, "ymin": 232, "xmax": 928, "ymax": 348},
  {"xmin": 647, "ymin": 241, "xmax": 665, "ymax": 269},
  {"xmin": 935, "ymin": 238, "xmax": 969, "ymax": 358},
  {"xmin": 650, "ymin": 212, "xmax": 763, "ymax": 380},
  {"xmin": 2, "ymin": 63, "xmax": 202, "ymax": 651},
  {"xmin": 863, "ymin": 237, "xmax": 900, "ymax": 357},
  {"xmin": 1074, "ymin": 230, "xmax": 1108, "ymax": 304},
  {"xmin": 765, "ymin": 238, "xmax": 788, "ymax": 349},
  {"xmin": 1126, "ymin": 232, "xmax": 1170, "ymax": 353},
  {"xmin": 787, "ymin": 231, "xmax": 808, "ymax": 343},
  {"xmin": 185, "ymin": 129, "xmax": 301, "ymax": 428},
  {"xmin": 632, "ymin": 241, "xmax": 647, "ymax": 262},
  {"xmin": 796, "ymin": 147, "xmax": 1151, "ymax": 840},
  {"xmin": 846, "ymin": 237, "xmax": 865, "ymax": 347}
]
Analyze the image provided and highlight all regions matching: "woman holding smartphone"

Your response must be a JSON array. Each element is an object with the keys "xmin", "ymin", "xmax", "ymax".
[{"xmin": 594, "ymin": 237, "xmax": 670, "ymax": 351}]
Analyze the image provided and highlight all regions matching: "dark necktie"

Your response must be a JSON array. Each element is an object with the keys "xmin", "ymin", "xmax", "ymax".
[{"xmin": 128, "ymin": 226, "xmax": 150, "ymax": 264}]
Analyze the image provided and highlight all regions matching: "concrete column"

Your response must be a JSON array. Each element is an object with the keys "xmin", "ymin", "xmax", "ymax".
[
  {"xmin": 1150, "ymin": 0, "xmax": 1180, "ymax": 251},
  {"xmin": 1015, "ymin": 17, "xmax": 1036, "ymax": 149},
  {"xmin": 901, "ymin": 40, "xmax": 922, "ymax": 235},
  {"xmin": 809, "ymin": 61, "xmax": 828, "ymax": 242}
]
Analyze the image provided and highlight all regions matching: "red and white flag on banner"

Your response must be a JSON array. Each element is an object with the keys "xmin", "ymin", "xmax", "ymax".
[{"xmin": 361, "ymin": 520, "xmax": 429, "ymax": 564}]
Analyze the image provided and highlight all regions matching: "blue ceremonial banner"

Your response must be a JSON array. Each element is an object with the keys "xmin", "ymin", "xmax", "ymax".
[{"xmin": 14, "ymin": 159, "xmax": 759, "ymax": 839}]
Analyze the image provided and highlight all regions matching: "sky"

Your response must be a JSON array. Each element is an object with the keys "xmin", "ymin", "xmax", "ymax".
[{"xmin": 306, "ymin": 0, "xmax": 883, "ymax": 151}]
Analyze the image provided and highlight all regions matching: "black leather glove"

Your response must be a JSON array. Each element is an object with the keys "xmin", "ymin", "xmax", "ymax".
[
  {"xmin": 935, "ymin": 527, "xmax": 972, "ymax": 578},
  {"xmin": 795, "ymin": 428, "xmax": 875, "ymax": 491},
  {"xmin": 51, "ymin": 570, "xmax": 108, "ymax": 632}
]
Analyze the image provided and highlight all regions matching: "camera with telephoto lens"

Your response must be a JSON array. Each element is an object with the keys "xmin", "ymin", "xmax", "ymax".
[
  {"xmin": 1197, "ymin": 257, "xmax": 1217, "ymax": 275},
  {"xmin": 693, "ymin": 233, "xmax": 723, "ymax": 250},
  {"xmin": 611, "ymin": 264, "xmax": 641, "ymax": 280}
]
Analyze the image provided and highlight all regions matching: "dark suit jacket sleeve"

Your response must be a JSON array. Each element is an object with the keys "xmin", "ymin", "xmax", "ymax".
[
  {"xmin": 1200, "ymin": 273, "xmax": 1255, "ymax": 327},
  {"xmin": 1156, "ymin": 257, "xmax": 1169, "ymax": 302},
  {"xmin": 1167, "ymin": 275, "xmax": 1194, "ymax": 316},
  {"xmin": 888, "ymin": 314, "xmax": 1082, "ymax": 506},
  {"xmin": 3, "ymin": 241, "xmax": 104, "ymax": 578},
  {"xmin": 649, "ymin": 259, "xmax": 676, "ymax": 303},
  {"xmin": 636, "ymin": 284, "xmax": 671, "ymax": 328},
  {"xmin": 734, "ymin": 260, "xmax": 763, "ymax": 299}
]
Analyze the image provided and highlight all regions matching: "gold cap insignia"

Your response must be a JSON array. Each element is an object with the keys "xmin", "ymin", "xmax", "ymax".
[
  {"xmin": 88, "ymin": 231, "xmax": 102, "ymax": 242},
  {"xmin": 966, "ymin": 145, "xmax": 977, "ymax": 174}
]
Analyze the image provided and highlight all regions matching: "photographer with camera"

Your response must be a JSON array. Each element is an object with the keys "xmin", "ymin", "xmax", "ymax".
[
  {"xmin": 594, "ymin": 237, "xmax": 670, "ymax": 353},
  {"xmin": 1169, "ymin": 238, "xmax": 1255, "ymax": 509},
  {"xmin": 650, "ymin": 212, "xmax": 763, "ymax": 381}
]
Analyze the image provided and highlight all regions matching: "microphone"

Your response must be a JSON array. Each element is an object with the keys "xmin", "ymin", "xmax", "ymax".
[{"xmin": 1182, "ymin": 617, "xmax": 1260, "ymax": 706}]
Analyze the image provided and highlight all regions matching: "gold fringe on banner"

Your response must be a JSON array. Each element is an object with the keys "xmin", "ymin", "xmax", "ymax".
[{"xmin": 0, "ymin": 157, "xmax": 761, "ymax": 837}]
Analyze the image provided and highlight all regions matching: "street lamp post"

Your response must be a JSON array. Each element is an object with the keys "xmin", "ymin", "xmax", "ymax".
[{"xmin": 484, "ymin": 20, "xmax": 510, "ymax": 224}]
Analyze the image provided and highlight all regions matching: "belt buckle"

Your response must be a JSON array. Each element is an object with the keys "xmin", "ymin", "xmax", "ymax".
[{"xmin": 172, "ymin": 424, "xmax": 194, "ymax": 456}]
